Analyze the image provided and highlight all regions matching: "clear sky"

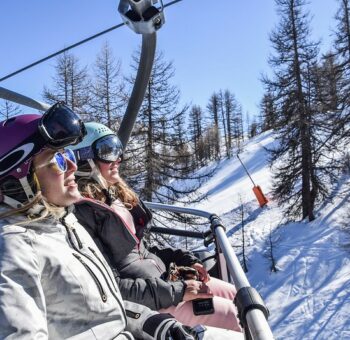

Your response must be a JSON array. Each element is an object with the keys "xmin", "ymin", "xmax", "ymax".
[{"xmin": 0, "ymin": 0, "xmax": 336, "ymax": 117}]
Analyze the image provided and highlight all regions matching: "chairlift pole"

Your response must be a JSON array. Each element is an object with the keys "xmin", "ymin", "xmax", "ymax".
[
  {"xmin": 117, "ymin": 0, "xmax": 165, "ymax": 148},
  {"xmin": 144, "ymin": 202, "xmax": 274, "ymax": 340}
]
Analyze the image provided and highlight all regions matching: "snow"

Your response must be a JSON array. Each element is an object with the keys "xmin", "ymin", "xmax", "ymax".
[{"xmin": 178, "ymin": 131, "xmax": 350, "ymax": 339}]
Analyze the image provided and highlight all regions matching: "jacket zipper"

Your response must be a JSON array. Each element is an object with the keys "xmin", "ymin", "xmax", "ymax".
[
  {"xmin": 88, "ymin": 247, "xmax": 126, "ymax": 302},
  {"xmin": 60, "ymin": 217, "xmax": 127, "ymax": 324},
  {"xmin": 73, "ymin": 253, "xmax": 107, "ymax": 302},
  {"xmin": 72, "ymin": 228, "xmax": 83, "ymax": 249}
]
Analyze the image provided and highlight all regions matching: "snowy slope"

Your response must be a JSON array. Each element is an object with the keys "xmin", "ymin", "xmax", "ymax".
[{"xmin": 186, "ymin": 131, "xmax": 350, "ymax": 339}]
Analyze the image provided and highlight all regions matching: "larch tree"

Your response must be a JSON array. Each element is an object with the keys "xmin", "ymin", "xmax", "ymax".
[
  {"xmin": 43, "ymin": 51, "xmax": 91, "ymax": 119},
  {"xmin": 260, "ymin": 92, "xmax": 278, "ymax": 132},
  {"xmin": 207, "ymin": 92, "xmax": 221, "ymax": 160},
  {"xmin": 263, "ymin": 0, "xmax": 320, "ymax": 221},
  {"xmin": 0, "ymin": 100, "xmax": 21, "ymax": 120},
  {"xmin": 90, "ymin": 42, "xmax": 125, "ymax": 128},
  {"xmin": 334, "ymin": 0, "xmax": 350, "ymax": 108},
  {"xmin": 122, "ymin": 50, "xmax": 204, "ymax": 205}
]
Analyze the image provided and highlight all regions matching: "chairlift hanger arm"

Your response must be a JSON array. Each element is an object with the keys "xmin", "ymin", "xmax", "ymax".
[
  {"xmin": 117, "ymin": 0, "xmax": 166, "ymax": 148},
  {"xmin": 0, "ymin": 86, "xmax": 50, "ymax": 111}
]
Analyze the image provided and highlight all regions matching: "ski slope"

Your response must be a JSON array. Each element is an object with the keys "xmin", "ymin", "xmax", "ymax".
[{"xmin": 188, "ymin": 131, "xmax": 350, "ymax": 339}]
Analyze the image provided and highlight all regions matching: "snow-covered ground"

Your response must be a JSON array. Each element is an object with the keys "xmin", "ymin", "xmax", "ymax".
[{"xmin": 179, "ymin": 131, "xmax": 350, "ymax": 339}]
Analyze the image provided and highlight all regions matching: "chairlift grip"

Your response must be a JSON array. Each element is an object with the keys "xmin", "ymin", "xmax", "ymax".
[{"xmin": 118, "ymin": 0, "xmax": 165, "ymax": 34}]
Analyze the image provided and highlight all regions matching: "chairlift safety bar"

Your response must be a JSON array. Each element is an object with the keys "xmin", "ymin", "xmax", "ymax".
[{"xmin": 145, "ymin": 201, "xmax": 274, "ymax": 340}]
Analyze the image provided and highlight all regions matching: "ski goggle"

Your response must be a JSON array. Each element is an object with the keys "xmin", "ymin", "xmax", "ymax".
[
  {"xmin": 49, "ymin": 148, "xmax": 77, "ymax": 173},
  {"xmin": 75, "ymin": 134, "xmax": 124, "ymax": 163},
  {"xmin": 39, "ymin": 102, "xmax": 87, "ymax": 149}
]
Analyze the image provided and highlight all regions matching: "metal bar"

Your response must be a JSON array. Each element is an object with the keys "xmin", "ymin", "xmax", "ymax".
[
  {"xmin": 144, "ymin": 201, "xmax": 212, "ymax": 219},
  {"xmin": 145, "ymin": 201, "xmax": 274, "ymax": 339},
  {"xmin": 0, "ymin": 86, "xmax": 50, "ymax": 111},
  {"xmin": 117, "ymin": 33, "xmax": 156, "ymax": 147},
  {"xmin": 149, "ymin": 226, "xmax": 204, "ymax": 239},
  {"xmin": 236, "ymin": 153, "xmax": 256, "ymax": 186}
]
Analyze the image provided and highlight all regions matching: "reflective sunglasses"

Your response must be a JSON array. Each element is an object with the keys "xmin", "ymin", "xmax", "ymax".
[
  {"xmin": 39, "ymin": 102, "xmax": 87, "ymax": 149},
  {"xmin": 75, "ymin": 134, "xmax": 123, "ymax": 163},
  {"xmin": 49, "ymin": 148, "xmax": 77, "ymax": 173}
]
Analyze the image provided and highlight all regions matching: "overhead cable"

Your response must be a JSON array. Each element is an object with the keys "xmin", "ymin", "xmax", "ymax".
[{"xmin": 0, "ymin": 0, "xmax": 183, "ymax": 82}]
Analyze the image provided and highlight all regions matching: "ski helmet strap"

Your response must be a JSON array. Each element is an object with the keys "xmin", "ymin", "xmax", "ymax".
[
  {"xmin": 19, "ymin": 177, "xmax": 35, "ymax": 201},
  {"xmin": 2, "ymin": 195, "xmax": 23, "ymax": 209},
  {"xmin": 75, "ymin": 158, "xmax": 110, "ymax": 196},
  {"xmin": 1, "ymin": 176, "xmax": 37, "ymax": 209}
]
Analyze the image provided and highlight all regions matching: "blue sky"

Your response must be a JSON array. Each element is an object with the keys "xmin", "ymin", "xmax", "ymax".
[{"xmin": 0, "ymin": 0, "xmax": 336, "ymax": 118}]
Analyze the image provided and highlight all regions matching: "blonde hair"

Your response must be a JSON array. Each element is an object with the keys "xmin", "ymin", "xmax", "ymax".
[
  {"xmin": 77, "ymin": 175, "xmax": 139, "ymax": 209},
  {"xmin": 0, "ymin": 150, "xmax": 66, "ymax": 222},
  {"xmin": 0, "ymin": 192, "xmax": 65, "ymax": 222}
]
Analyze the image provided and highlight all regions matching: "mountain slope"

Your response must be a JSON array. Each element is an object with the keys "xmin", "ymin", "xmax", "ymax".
[{"xmin": 187, "ymin": 131, "xmax": 350, "ymax": 339}]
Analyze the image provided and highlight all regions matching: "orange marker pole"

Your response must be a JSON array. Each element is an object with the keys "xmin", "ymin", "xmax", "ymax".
[{"xmin": 236, "ymin": 154, "xmax": 268, "ymax": 207}]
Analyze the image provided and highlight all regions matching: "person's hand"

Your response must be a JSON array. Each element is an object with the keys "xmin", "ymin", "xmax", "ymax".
[
  {"xmin": 191, "ymin": 263, "xmax": 210, "ymax": 283},
  {"xmin": 165, "ymin": 322, "xmax": 197, "ymax": 340},
  {"xmin": 182, "ymin": 279, "xmax": 213, "ymax": 301}
]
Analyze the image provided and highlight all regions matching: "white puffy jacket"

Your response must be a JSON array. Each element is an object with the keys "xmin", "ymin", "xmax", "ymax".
[{"xmin": 0, "ymin": 208, "xmax": 135, "ymax": 340}]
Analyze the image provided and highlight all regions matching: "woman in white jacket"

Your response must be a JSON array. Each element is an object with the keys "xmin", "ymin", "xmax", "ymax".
[{"xmin": 0, "ymin": 105, "xmax": 202, "ymax": 340}]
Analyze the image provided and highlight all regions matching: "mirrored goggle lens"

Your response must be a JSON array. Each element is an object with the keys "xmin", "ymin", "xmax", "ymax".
[
  {"xmin": 54, "ymin": 149, "xmax": 77, "ymax": 172},
  {"xmin": 94, "ymin": 135, "xmax": 123, "ymax": 162},
  {"xmin": 40, "ymin": 103, "xmax": 87, "ymax": 148}
]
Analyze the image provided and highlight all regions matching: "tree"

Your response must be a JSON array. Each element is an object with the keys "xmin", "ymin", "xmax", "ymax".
[
  {"xmin": 122, "ymin": 50, "xmax": 205, "ymax": 205},
  {"xmin": 334, "ymin": 0, "xmax": 350, "ymax": 108},
  {"xmin": 260, "ymin": 92, "xmax": 278, "ymax": 131},
  {"xmin": 313, "ymin": 53, "xmax": 341, "ymax": 113},
  {"xmin": 263, "ymin": 0, "xmax": 320, "ymax": 221},
  {"xmin": 227, "ymin": 91, "xmax": 244, "ymax": 152},
  {"xmin": 90, "ymin": 42, "xmax": 125, "ymax": 128},
  {"xmin": 0, "ymin": 100, "xmax": 21, "ymax": 120},
  {"xmin": 43, "ymin": 51, "xmax": 91, "ymax": 119},
  {"xmin": 207, "ymin": 93, "xmax": 221, "ymax": 159},
  {"xmin": 189, "ymin": 105, "xmax": 206, "ymax": 165}
]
